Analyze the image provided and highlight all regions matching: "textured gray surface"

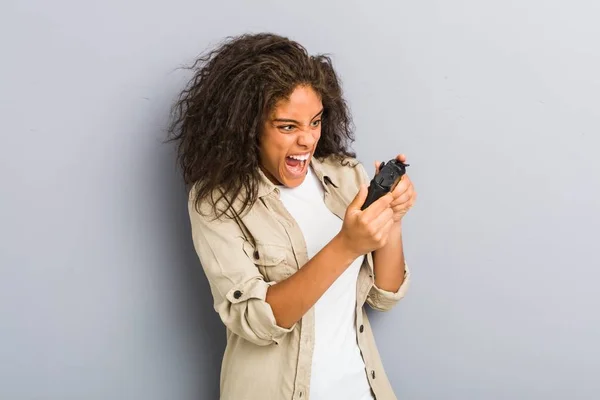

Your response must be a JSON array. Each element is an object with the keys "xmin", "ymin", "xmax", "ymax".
[{"xmin": 1, "ymin": 0, "xmax": 599, "ymax": 399}]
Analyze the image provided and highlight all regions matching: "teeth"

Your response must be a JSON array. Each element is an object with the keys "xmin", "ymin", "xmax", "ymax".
[{"xmin": 288, "ymin": 153, "xmax": 310, "ymax": 161}]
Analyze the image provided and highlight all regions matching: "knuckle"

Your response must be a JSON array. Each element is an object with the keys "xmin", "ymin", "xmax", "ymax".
[{"xmin": 368, "ymin": 226, "xmax": 377, "ymax": 237}]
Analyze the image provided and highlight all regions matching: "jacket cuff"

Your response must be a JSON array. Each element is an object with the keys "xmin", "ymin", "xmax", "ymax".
[
  {"xmin": 224, "ymin": 277, "xmax": 296, "ymax": 345},
  {"xmin": 368, "ymin": 263, "xmax": 411, "ymax": 311}
]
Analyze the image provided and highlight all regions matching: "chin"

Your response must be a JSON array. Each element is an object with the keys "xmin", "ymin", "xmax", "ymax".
[{"xmin": 279, "ymin": 161, "xmax": 309, "ymax": 187}]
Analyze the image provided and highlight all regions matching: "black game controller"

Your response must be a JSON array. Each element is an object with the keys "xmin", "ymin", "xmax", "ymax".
[{"xmin": 361, "ymin": 159, "xmax": 409, "ymax": 210}]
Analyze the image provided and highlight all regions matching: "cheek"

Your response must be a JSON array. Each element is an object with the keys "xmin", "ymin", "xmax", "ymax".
[
  {"xmin": 312, "ymin": 129, "xmax": 322, "ymax": 143},
  {"xmin": 260, "ymin": 129, "xmax": 292, "ymax": 162}
]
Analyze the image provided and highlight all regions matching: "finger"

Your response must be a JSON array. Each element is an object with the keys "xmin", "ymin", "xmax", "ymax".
[
  {"xmin": 374, "ymin": 160, "xmax": 380, "ymax": 175},
  {"xmin": 391, "ymin": 187, "xmax": 414, "ymax": 207},
  {"xmin": 371, "ymin": 206, "xmax": 394, "ymax": 230},
  {"xmin": 393, "ymin": 187, "xmax": 417, "ymax": 209},
  {"xmin": 396, "ymin": 154, "xmax": 407, "ymax": 163},
  {"xmin": 391, "ymin": 177, "xmax": 411, "ymax": 199},
  {"xmin": 347, "ymin": 184, "xmax": 368, "ymax": 213},
  {"xmin": 369, "ymin": 208, "xmax": 394, "ymax": 232},
  {"xmin": 392, "ymin": 176, "xmax": 410, "ymax": 195},
  {"xmin": 391, "ymin": 204, "xmax": 409, "ymax": 216},
  {"xmin": 362, "ymin": 192, "xmax": 394, "ymax": 221},
  {"xmin": 407, "ymin": 190, "xmax": 417, "ymax": 208}
]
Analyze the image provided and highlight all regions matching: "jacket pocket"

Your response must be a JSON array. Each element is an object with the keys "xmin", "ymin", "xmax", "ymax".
[{"xmin": 242, "ymin": 240, "xmax": 294, "ymax": 282}]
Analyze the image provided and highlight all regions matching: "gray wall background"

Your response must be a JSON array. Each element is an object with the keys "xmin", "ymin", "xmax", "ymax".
[{"xmin": 1, "ymin": 0, "xmax": 599, "ymax": 399}]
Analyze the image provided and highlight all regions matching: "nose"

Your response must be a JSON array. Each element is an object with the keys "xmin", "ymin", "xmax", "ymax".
[{"xmin": 297, "ymin": 129, "xmax": 317, "ymax": 148}]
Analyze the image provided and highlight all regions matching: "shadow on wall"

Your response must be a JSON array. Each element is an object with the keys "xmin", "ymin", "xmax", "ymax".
[
  {"xmin": 159, "ymin": 146, "xmax": 226, "ymax": 398},
  {"xmin": 145, "ymin": 84, "xmax": 226, "ymax": 398}
]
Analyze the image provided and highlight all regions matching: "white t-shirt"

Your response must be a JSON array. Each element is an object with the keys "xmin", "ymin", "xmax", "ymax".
[{"xmin": 278, "ymin": 166, "xmax": 374, "ymax": 400}]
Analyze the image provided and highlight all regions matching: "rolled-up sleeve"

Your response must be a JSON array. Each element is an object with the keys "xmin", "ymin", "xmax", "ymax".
[
  {"xmin": 366, "ymin": 263, "xmax": 411, "ymax": 311},
  {"xmin": 188, "ymin": 196, "xmax": 294, "ymax": 346}
]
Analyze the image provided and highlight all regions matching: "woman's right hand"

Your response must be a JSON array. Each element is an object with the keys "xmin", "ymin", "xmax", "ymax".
[
  {"xmin": 337, "ymin": 184, "xmax": 396, "ymax": 258},
  {"xmin": 266, "ymin": 183, "xmax": 395, "ymax": 329}
]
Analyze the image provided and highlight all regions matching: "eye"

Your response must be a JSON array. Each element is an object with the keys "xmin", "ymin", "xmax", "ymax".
[
  {"xmin": 310, "ymin": 120, "xmax": 321, "ymax": 127},
  {"xmin": 277, "ymin": 125, "xmax": 295, "ymax": 132}
]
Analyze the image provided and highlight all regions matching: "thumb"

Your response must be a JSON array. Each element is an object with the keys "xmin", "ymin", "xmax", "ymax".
[{"xmin": 348, "ymin": 183, "xmax": 368, "ymax": 212}]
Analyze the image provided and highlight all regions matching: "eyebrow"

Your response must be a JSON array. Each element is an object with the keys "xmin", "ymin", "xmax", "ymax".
[{"xmin": 272, "ymin": 108, "xmax": 324, "ymax": 124}]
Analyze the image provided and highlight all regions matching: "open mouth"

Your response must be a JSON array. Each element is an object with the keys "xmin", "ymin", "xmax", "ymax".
[{"xmin": 285, "ymin": 153, "xmax": 310, "ymax": 176}]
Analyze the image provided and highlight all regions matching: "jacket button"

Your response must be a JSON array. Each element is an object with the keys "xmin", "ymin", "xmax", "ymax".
[
  {"xmin": 233, "ymin": 290, "xmax": 242, "ymax": 299},
  {"xmin": 253, "ymin": 250, "xmax": 259, "ymax": 260},
  {"xmin": 360, "ymin": 325, "xmax": 364, "ymax": 333},
  {"xmin": 371, "ymin": 370, "xmax": 376, "ymax": 379}
]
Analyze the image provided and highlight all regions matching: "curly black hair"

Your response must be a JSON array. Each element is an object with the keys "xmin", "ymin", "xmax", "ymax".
[{"xmin": 167, "ymin": 32, "xmax": 356, "ymax": 219}]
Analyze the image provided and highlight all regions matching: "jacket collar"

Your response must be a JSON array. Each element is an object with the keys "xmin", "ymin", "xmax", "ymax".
[{"xmin": 257, "ymin": 156, "xmax": 338, "ymax": 198}]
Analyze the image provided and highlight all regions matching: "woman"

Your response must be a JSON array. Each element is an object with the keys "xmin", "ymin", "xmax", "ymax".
[{"xmin": 168, "ymin": 33, "xmax": 416, "ymax": 400}]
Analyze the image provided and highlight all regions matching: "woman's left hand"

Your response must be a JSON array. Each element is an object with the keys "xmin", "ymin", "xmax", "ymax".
[{"xmin": 374, "ymin": 154, "xmax": 417, "ymax": 224}]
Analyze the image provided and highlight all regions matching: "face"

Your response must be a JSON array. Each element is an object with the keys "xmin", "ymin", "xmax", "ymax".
[{"xmin": 259, "ymin": 85, "xmax": 323, "ymax": 188}]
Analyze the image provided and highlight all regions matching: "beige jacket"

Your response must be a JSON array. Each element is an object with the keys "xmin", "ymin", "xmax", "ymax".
[{"xmin": 188, "ymin": 154, "xmax": 411, "ymax": 400}]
